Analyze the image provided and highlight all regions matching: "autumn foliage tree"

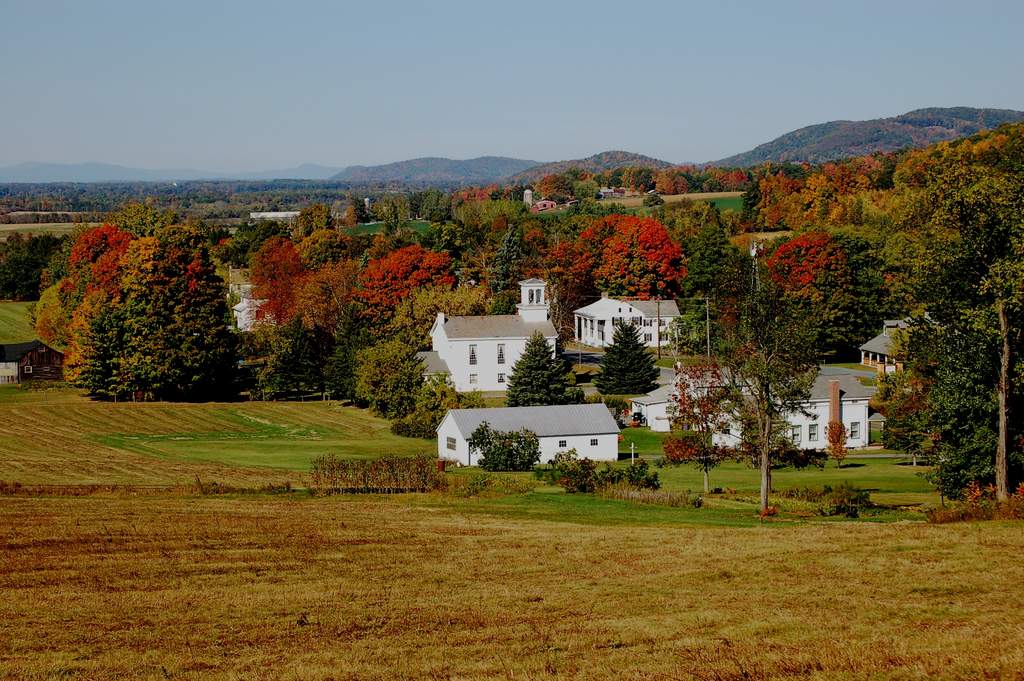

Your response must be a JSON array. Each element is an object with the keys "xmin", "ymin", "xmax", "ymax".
[
  {"xmin": 663, "ymin": 361, "xmax": 735, "ymax": 492},
  {"xmin": 827, "ymin": 420, "xmax": 848, "ymax": 468},
  {"xmin": 586, "ymin": 215, "xmax": 686, "ymax": 298},
  {"xmin": 357, "ymin": 244, "xmax": 454, "ymax": 320},
  {"xmin": 250, "ymin": 236, "xmax": 306, "ymax": 324}
]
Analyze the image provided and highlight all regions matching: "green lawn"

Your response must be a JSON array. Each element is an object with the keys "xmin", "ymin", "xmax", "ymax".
[
  {"xmin": 0, "ymin": 301, "xmax": 36, "ymax": 343},
  {"xmin": 0, "ymin": 222, "xmax": 90, "ymax": 241},
  {"xmin": 347, "ymin": 219, "xmax": 431, "ymax": 235}
]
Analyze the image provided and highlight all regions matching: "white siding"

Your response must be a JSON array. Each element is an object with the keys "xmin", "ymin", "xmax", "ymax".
[
  {"xmin": 437, "ymin": 415, "xmax": 618, "ymax": 466},
  {"xmin": 630, "ymin": 399, "xmax": 673, "ymax": 432},
  {"xmin": 435, "ymin": 334, "xmax": 555, "ymax": 392},
  {"xmin": 574, "ymin": 298, "xmax": 675, "ymax": 348}
]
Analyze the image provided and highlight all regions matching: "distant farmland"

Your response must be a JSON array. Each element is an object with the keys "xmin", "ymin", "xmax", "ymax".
[{"xmin": 0, "ymin": 222, "xmax": 92, "ymax": 241}]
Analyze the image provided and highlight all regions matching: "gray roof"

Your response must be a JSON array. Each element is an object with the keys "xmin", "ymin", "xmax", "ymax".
[
  {"xmin": 631, "ymin": 384, "xmax": 673, "ymax": 405},
  {"xmin": 629, "ymin": 299, "xmax": 680, "ymax": 317},
  {"xmin": 518, "ymin": 278, "xmax": 546, "ymax": 285},
  {"xmin": 416, "ymin": 351, "xmax": 450, "ymax": 375},
  {"xmin": 858, "ymin": 332, "xmax": 893, "ymax": 356},
  {"xmin": 809, "ymin": 372, "xmax": 876, "ymax": 402},
  {"xmin": 443, "ymin": 403, "xmax": 620, "ymax": 438},
  {"xmin": 443, "ymin": 315, "xmax": 556, "ymax": 340}
]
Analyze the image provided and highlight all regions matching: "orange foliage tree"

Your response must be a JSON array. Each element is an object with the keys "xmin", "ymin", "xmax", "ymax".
[
  {"xmin": 250, "ymin": 237, "xmax": 307, "ymax": 325},
  {"xmin": 357, "ymin": 245, "xmax": 454, "ymax": 320}
]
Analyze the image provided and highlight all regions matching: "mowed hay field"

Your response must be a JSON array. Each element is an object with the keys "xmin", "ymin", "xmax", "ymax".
[
  {"xmin": 0, "ymin": 222, "xmax": 91, "ymax": 241},
  {"xmin": 0, "ymin": 386, "xmax": 431, "ymax": 486},
  {"xmin": 1, "ymin": 495, "xmax": 1022, "ymax": 679},
  {"xmin": 0, "ymin": 301, "xmax": 36, "ymax": 343}
]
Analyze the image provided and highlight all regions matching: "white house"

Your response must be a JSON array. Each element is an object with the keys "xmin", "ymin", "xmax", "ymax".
[
  {"xmin": 859, "ymin": 318, "xmax": 910, "ymax": 374},
  {"xmin": 429, "ymin": 279, "xmax": 558, "ymax": 392},
  {"xmin": 574, "ymin": 295, "xmax": 679, "ymax": 348},
  {"xmin": 232, "ymin": 297, "xmax": 265, "ymax": 332},
  {"xmin": 631, "ymin": 368, "xmax": 876, "ymax": 448},
  {"xmin": 437, "ymin": 403, "xmax": 621, "ymax": 466}
]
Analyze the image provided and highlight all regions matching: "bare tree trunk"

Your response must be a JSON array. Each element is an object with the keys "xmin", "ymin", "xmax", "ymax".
[
  {"xmin": 760, "ymin": 445, "xmax": 771, "ymax": 514},
  {"xmin": 703, "ymin": 469, "xmax": 710, "ymax": 494},
  {"xmin": 996, "ymin": 301, "xmax": 1010, "ymax": 502},
  {"xmin": 759, "ymin": 417, "xmax": 771, "ymax": 513}
]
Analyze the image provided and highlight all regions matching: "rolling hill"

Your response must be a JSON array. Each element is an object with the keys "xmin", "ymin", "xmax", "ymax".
[
  {"xmin": 506, "ymin": 150, "xmax": 672, "ymax": 183},
  {"xmin": 712, "ymin": 107, "xmax": 1024, "ymax": 166},
  {"xmin": 330, "ymin": 156, "xmax": 540, "ymax": 187}
]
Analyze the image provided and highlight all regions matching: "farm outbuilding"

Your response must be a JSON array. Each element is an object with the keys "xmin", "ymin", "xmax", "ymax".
[
  {"xmin": 437, "ymin": 403, "xmax": 620, "ymax": 466},
  {"xmin": 0, "ymin": 340, "xmax": 64, "ymax": 384}
]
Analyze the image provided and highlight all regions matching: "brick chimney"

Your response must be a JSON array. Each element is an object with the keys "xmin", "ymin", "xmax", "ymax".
[{"xmin": 829, "ymin": 379, "xmax": 841, "ymax": 423}]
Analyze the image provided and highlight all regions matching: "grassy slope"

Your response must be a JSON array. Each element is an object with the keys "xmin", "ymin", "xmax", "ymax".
[
  {"xmin": 0, "ymin": 385, "xmax": 430, "ymax": 485},
  {"xmin": 0, "ymin": 301, "xmax": 36, "ymax": 343},
  {"xmin": 0, "ymin": 387, "xmax": 936, "ymax": 507},
  {"xmin": 1, "ymin": 495, "xmax": 1021, "ymax": 679}
]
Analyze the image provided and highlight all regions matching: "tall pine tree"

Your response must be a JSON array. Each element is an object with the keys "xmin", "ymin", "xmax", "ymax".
[
  {"xmin": 506, "ymin": 332, "xmax": 577, "ymax": 406},
  {"xmin": 594, "ymin": 322, "xmax": 659, "ymax": 395}
]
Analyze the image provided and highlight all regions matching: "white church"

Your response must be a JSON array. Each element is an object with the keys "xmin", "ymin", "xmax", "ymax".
[{"xmin": 422, "ymin": 278, "xmax": 558, "ymax": 392}]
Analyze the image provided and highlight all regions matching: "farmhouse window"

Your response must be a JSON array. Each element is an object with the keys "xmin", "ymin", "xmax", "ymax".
[
  {"xmin": 469, "ymin": 344, "xmax": 477, "ymax": 365},
  {"xmin": 644, "ymin": 334, "xmax": 652, "ymax": 343},
  {"xmin": 446, "ymin": 437, "xmax": 456, "ymax": 451},
  {"xmin": 850, "ymin": 422, "xmax": 861, "ymax": 439},
  {"xmin": 23, "ymin": 365, "xmax": 33, "ymax": 374},
  {"xmin": 558, "ymin": 440, "xmax": 567, "ymax": 448},
  {"xmin": 497, "ymin": 373, "xmax": 505, "ymax": 384},
  {"xmin": 497, "ymin": 343, "xmax": 505, "ymax": 364},
  {"xmin": 590, "ymin": 438, "xmax": 598, "ymax": 446},
  {"xmin": 469, "ymin": 374, "xmax": 478, "ymax": 385},
  {"xmin": 791, "ymin": 425, "xmax": 801, "ymax": 444},
  {"xmin": 808, "ymin": 424, "xmax": 819, "ymax": 442}
]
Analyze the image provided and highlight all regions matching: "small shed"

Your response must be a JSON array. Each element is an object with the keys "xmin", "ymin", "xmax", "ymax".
[{"xmin": 0, "ymin": 341, "xmax": 64, "ymax": 384}]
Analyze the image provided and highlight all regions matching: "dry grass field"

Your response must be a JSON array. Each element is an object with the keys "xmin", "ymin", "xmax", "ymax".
[
  {"xmin": 0, "ymin": 223, "xmax": 91, "ymax": 241},
  {"xmin": 1, "ymin": 494, "xmax": 1022, "ymax": 680}
]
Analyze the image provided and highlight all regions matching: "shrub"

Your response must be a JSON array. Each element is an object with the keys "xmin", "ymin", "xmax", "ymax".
[
  {"xmin": 926, "ymin": 481, "xmax": 1024, "ymax": 523},
  {"xmin": 817, "ymin": 483, "xmax": 871, "ymax": 518},
  {"xmin": 469, "ymin": 422, "xmax": 541, "ymax": 472},
  {"xmin": 448, "ymin": 473, "xmax": 536, "ymax": 497},
  {"xmin": 536, "ymin": 451, "xmax": 660, "ymax": 493},
  {"xmin": 598, "ymin": 485, "xmax": 697, "ymax": 508},
  {"xmin": 309, "ymin": 454, "xmax": 444, "ymax": 494}
]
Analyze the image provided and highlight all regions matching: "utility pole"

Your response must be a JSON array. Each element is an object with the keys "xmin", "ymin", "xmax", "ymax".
[
  {"xmin": 705, "ymin": 297, "xmax": 711, "ymax": 357},
  {"xmin": 656, "ymin": 299, "xmax": 661, "ymax": 361}
]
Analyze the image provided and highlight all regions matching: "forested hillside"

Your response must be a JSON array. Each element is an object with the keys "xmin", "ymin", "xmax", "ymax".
[
  {"xmin": 331, "ymin": 156, "xmax": 540, "ymax": 187},
  {"xmin": 507, "ymin": 151, "xmax": 672, "ymax": 184},
  {"xmin": 714, "ymin": 107, "xmax": 1024, "ymax": 166}
]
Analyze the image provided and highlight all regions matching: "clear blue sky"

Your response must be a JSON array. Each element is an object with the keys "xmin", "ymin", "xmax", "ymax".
[{"xmin": 2, "ymin": 0, "xmax": 1022, "ymax": 170}]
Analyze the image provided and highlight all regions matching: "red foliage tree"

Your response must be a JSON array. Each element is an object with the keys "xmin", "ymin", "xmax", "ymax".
[
  {"xmin": 61, "ymin": 224, "xmax": 135, "ymax": 303},
  {"xmin": 357, "ymin": 245, "xmax": 454, "ymax": 318},
  {"xmin": 586, "ymin": 215, "xmax": 686, "ymax": 298},
  {"xmin": 250, "ymin": 236, "xmax": 307, "ymax": 324},
  {"xmin": 663, "ymin": 361, "xmax": 735, "ymax": 493}
]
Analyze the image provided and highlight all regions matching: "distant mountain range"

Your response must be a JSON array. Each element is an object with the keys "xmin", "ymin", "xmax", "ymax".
[
  {"xmin": 712, "ymin": 107, "xmax": 1024, "ymax": 166},
  {"xmin": 506, "ymin": 151, "xmax": 672, "ymax": 183},
  {"xmin": 4, "ymin": 107, "xmax": 1022, "ymax": 185},
  {"xmin": 330, "ymin": 156, "xmax": 539, "ymax": 186},
  {"xmin": 0, "ymin": 161, "xmax": 345, "ymax": 183}
]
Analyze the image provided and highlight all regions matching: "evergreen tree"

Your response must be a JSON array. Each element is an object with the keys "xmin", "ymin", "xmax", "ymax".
[
  {"xmin": 594, "ymin": 322, "xmax": 659, "ymax": 395},
  {"xmin": 506, "ymin": 332, "xmax": 578, "ymax": 407},
  {"xmin": 490, "ymin": 225, "xmax": 522, "ymax": 292}
]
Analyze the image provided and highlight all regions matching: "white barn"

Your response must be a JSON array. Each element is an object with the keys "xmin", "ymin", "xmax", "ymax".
[
  {"xmin": 574, "ymin": 295, "xmax": 679, "ymax": 348},
  {"xmin": 429, "ymin": 279, "xmax": 557, "ymax": 392},
  {"xmin": 437, "ymin": 403, "xmax": 621, "ymax": 466}
]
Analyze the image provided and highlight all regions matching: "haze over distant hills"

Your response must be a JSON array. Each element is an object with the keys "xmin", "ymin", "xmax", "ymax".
[
  {"xmin": 0, "ymin": 162, "xmax": 345, "ymax": 184},
  {"xmin": 712, "ymin": 107, "xmax": 1024, "ymax": 166},
  {"xmin": 3, "ymin": 107, "xmax": 1022, "ymax": 185},
  {"xmin": 329, "ymin": 156, "xmax": 539, "ymax": 186}
]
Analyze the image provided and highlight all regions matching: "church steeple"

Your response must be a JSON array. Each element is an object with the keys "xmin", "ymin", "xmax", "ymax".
[{"xmin": 517, "ymin": 278, "xmax": 549, "ymax": 323}]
